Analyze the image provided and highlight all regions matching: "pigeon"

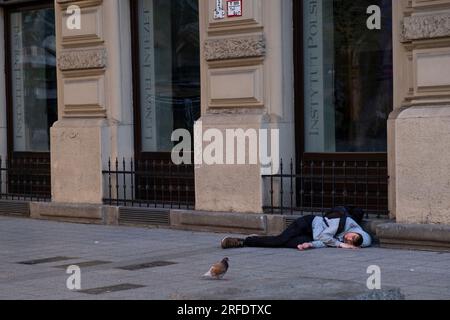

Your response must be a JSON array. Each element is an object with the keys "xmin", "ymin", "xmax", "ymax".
[{"xmin": 203, "ymin": 257, "xmax": 229, "ymax": 280}]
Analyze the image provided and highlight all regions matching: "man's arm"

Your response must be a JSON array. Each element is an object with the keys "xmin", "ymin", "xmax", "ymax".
[
  {"xmin": 314, "ymin": 219, "xmax": 344, "ymax": 248},
  {"xmin": 311, "ymin": 241, "xmax": 327, "ymax": 249},
  {"xmin": 300, "ymin": 241, "xmax": 357, "ymax": 250}
]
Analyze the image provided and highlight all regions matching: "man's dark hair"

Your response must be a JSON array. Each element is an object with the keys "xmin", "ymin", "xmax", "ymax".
[{"xmin": 353, "ymin": 233, "xmax": 364, "ymax": 247}]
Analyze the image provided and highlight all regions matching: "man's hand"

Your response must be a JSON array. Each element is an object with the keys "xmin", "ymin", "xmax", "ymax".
[
  {"xmin": 339, "ymin": 243, "xmax": 359, "ymax": 250},
  {"xmin": 298, "ymin": 243, "xmax": 314, "ymax": 251}
]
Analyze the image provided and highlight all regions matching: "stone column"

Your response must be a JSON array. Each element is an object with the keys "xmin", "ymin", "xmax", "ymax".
[
  {"xmin": 51, "ymin": 0, "xmax": 133, "ymax": 204},
  {"xmin": 0, "ymin": 8, "xmax": 7, "ymax": 160},
  {"xmin": 392, "ymin": 0, "xmax": 450, "ymax": 224},
  {"xmin": 196, "ymin": 0, "xmax": 295, "ymax": 213}
]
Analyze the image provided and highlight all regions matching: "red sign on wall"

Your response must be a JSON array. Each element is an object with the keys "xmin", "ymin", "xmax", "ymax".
[{"xmin": 227, "ymin": 0, "xmax": 242, "ymax": 17}]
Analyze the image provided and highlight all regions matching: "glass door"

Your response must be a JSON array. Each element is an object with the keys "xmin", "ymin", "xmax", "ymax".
[
  {"xmin": 5, "ymin": 1, "xmax": 56, "ymax": 198},
  {"xmin": 131, "ymin": 0, "xmax": 200, "ymax": 206},
  {"xmin": 295, "ymin": 0, "xmax": 393, "ymax": 214}
]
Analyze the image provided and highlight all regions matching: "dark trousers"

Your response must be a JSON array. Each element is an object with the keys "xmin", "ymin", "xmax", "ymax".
[{"xmin": 244, "ymin": 215, "xmax": 315, "ymax": 249}]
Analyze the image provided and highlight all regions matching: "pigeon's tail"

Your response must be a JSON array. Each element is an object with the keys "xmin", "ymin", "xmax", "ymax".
[{"xmin": 203, "ymin": 270, "xmax": 212, "ymax": 278}]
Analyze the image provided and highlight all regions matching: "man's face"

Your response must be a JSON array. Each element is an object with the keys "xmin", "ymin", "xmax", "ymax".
[{"xmin": 344, "ymin": 233, "xmax": 361, "ymax": 246}]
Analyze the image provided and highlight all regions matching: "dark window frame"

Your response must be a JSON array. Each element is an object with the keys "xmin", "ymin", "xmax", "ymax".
[
  {"xmin": 130, "ymin": 0, "xmax": 173, "ymax": 161},
  {"xmin": 292, "ymin": 0, "xmax": 390, "ymax": 164},
  {"xmin": 130, "ymin": 0, "xmax": 146, "ymax": 160},
  {"xmin": 130, "ymin": 0, "xmax": 200, "ymax": 161},
  {"xmin": 129, "ymin": 0, "xmax": 198, "ymax": 205},
  {"xmin": 292, "ymin": 0, "xmax": 390, "ymax": 214},
  {"xmin": 4, "ymin": 0, "xmax": 55, "ymax": 160}
]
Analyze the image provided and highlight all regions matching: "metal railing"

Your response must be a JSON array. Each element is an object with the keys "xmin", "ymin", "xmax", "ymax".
[
  {"xmin": 263, "ymin": 159, "xmax": 389, "ymax": 218},
  {"xmin": 0, "ymin": 157, "xmax": 51, "ymax": 202},
  {"xmin": 103, "ymin": 158, "xmax": 195, "ymax": 209}
]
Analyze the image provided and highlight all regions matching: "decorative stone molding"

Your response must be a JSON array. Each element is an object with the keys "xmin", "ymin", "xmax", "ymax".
[
  {"xmin": 403, "ymin": 13, "xmax": 450, "ymax": 41},
  {"xmin": 58, "ymin": 48, "xmax": 107, "ymax": 71},
  {"xmin": 204, "ymin": 35, "xmax": 266, "ymax": 61},
  {"xmin": 57, "ymin": 0, "xmax": 103, "ymax": 9}
]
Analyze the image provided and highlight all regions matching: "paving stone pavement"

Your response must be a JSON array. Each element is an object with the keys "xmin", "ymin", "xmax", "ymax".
[{"xmin": 0, "ymin": 216, "xmax": 449, "ymax": 300}]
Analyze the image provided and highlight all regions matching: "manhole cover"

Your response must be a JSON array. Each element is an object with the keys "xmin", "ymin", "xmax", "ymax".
[
  {"xmin": 78, "ymin": 284, "xmax": 146, "ymax": 295},
  {"xmin": 18, "ymin": 256, "xmax": 78, "ymax": 265},
  {"xmin": 118, "ymin": 261, "xmax": 177, "ymax": 271},
  {"xmin": 55, "ymin": 261, "xmax": 111, "ymax": 269}
]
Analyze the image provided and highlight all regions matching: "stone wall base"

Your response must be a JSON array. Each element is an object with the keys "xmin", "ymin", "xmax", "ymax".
[
  {"xmin": 30, "ymin": 202, "xmax": 119, "ymax": 226},
  {"xmin": 24, "ymin": 203, "xmax": 450, "ymax": 253},
  {"xmin": 170, "ymin": 210, "xmax": 277, "ymax": 235},
  {"xmin": 22, "ymin": 202, "xmax": 392, "ymax": 238},
  {"xmin": 377, "ymin": 223, "xmax": 450, "ymax": 252}
]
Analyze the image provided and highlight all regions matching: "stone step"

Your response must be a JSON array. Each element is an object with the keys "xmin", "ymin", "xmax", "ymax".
[{"xmin": 376, "ymin": 223, "xmax": 450, "ymax": 252}]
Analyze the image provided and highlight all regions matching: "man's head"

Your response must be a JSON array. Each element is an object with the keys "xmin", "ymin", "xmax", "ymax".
[{"xmin": 343, "ymin": 232, "xmax": 363, "ymax": 247}]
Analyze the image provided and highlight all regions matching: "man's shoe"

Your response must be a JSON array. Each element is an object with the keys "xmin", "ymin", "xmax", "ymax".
[{"xmin": 221, "ymin": 237, "xmax": 245, "ymax": 249}]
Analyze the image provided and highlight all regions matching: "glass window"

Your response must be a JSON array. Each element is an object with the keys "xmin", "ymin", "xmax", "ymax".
[
  {"xmin": 138, "ymin": 0, "xmax": 200, "ymax": 153},
  {"xmin": 10, "ymin": 7, "xmax": 57, "ymax": 152},
  {"xmin": 303, "ymin": 0, "xmax": 392, "ymax": 153}
]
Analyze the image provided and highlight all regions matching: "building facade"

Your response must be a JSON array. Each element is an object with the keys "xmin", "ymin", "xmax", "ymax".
[{"xmin": 1, "ymin": 0, "xmax": 450, "ymax": 248}]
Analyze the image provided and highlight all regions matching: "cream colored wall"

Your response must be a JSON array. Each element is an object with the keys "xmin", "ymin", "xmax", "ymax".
[
  {"xmin": 51, "ymin": 0, "xmax": 133, "ymax": 204},
  {"xmin": 196, "ymin": 0, "xmax": 295, "ymax": 213},
  {"xmin": 50, "ymin": 0, "xmax": 295, "ymax": 212},
  {"xmin": 388, "ymin": 0, "xmax": 406, "ymax": 219},
  {"xmin": 0, "ymin": 8, "xmax": 6, "ymax": 161},
  {"xmin": 392, "ymin": 0, "xmax": 450, "ymax": 224}
]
